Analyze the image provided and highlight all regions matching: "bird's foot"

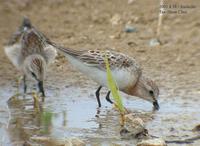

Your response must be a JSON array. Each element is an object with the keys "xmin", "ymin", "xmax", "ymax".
[{"xmin": 31, "ymin": 92, "xmax": 41, "ymax": 112}]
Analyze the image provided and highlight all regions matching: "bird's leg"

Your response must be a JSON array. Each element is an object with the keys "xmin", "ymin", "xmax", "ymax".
[
  {"xmin": 23, "ymin": 75, "xmax": 27, "ymax": 94},
  {"xmin": 105, "ymin": 91, "xmax": 113, "ymax": 104},
  {"xmin": 38, "ymin": 81, "xmax": 45, "ymax": 102},
  {"xmin": 95, "ymin": 86, "xmax": 102, "ymax": 107},
  {"xmin": 32, "ymin": 92, "xmax": 40, "ymax": 112},
  {"xmin": 16, "ymin": 75, "xmax": 23, "ymax": 94}
]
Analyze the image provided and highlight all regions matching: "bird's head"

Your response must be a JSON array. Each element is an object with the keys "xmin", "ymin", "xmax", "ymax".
[
  {"xmin": 128, "ymin": 75, "xmax": 160, "ymax": 110},
  {"xmin": 23, "ymin": 55, "xmax": 46, "ymax": 97},
  {"xmin": 24, "ymin": 55, "xmax": 46, "ymax": 82}
]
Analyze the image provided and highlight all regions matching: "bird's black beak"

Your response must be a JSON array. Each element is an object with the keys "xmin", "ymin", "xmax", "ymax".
[
  {"xmin": 153, "ymin": 100, "xmax": 160, "ymax": 110},
  {"xmin": 38, "ymin": 81, "xmax": 45, "ymax": 97}
]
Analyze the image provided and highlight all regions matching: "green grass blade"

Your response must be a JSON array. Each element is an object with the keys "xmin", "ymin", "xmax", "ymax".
[
  {"xmin": 41, "ymin": 110, "xmax": 53, "ymax": 134},
  {"xmin": 105, "ymin": 55, "xmax": 125, "ymax": 113}
]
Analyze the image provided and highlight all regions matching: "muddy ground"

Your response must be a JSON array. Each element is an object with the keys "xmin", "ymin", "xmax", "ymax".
[{"xmin": 0, "ymin": 0, "xmax": 200, "ymax": 145}]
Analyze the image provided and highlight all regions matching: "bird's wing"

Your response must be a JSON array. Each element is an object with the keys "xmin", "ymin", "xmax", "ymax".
[
  {"xmin": 43, "ymin": 44, "xmax": 57, "ymax": 64},
  {"xmin": 4, "ymin": 43, "xmax": 24, "ymax": 69},
  {"xmin": 4, "ymin": 28, "xmax": 24, "ymax": 69},
  {"xmin": 79, "ymin": 50, "xmax": 141, "ymax": 73},
  {"xmin": 7, "ymin": 30, "xmax": 23, "ymax": 46}
]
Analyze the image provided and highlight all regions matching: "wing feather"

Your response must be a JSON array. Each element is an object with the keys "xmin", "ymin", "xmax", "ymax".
[
  {"xmin": 43, "ymin": 44, "xmax": 57, "ymax": 64},
  {"xmin": 78, "ymin": 50, "xmax": 141, "ymax": 73}
]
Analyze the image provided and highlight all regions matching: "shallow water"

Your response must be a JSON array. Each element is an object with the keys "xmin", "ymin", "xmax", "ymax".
[{"xmin": 0, "ymin": 77, "xmax": 200, "ymax": 146}]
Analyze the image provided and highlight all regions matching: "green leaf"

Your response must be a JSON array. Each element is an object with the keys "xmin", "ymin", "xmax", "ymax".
[{"xmin": 105, "ymin": 55, "xmax": 125, "ymax": 113}]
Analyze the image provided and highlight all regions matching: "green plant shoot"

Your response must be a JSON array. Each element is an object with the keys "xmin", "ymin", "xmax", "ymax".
[
  {"xmin": 105, "ymin": 55, "xmax": 125, "ymax": 114},
  {"xmin": 41, "ymin": 110, "xmax": 53, "ymax": 134}
]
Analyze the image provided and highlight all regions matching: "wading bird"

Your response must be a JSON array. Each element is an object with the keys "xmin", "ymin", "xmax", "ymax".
[
  {"xmin": 4, "ymin": 18, "xmax": 57, "ymax": 98},
  {"xmin": 54, "ymin": 46, "xmax": 160, "ymax": 110}
]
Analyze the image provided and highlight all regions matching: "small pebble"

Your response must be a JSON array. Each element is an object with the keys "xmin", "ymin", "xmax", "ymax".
[
  {"xmin": 128, "ymin": 0, "xmax": 135, "ymax": 4},
  {"xmin": 109, "ymin": 32, "xmax": 121, "ymax": 39},
  {"xmin": 124, "ymin": 114, "xmax": 145, "ymax": 133},
  {"xmin": 137, "ymin": 138, "xmax": 167, "ymax": 146},
  {"xmin": 124, "ymin": 25, "xmax": 137, "ymax": 33},
  {"xmin": 149, "ymin": 38, "xmax": 161, "ymax": 46},
  {"xmin": 71, "ymin": 137, "xmax": 86, "ymax": 146},
  {"xmin": 193, "ymin": 124, "xmax": 200, "ymax": 132},
  {"xmin": 30, "ymin": 136, "xmax": 86, "ymax": 146},
  {"xmin": 110, "ymin": 14, "xmax": 121, "ymax": 26},
  {"xmin": 120, "ymin": 114, "xmax": 146, "ymax": 139}
]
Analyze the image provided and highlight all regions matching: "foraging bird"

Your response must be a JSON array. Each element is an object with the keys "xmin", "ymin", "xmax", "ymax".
[
  {"xmin": 4, "ymin": 17, "xmax": 57, "ymax": 97},
  {"xmin": 54, "ymin": 46, "xmax": 160, "ymax": 110}
]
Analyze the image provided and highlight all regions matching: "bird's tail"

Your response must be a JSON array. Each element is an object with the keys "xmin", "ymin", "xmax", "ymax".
[{"xmin": 50, "ymin": 42, "xmax": 83, "ymax": 57}]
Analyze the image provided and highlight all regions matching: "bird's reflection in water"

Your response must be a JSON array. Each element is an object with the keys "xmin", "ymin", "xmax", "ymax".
[{"xmin": 7, "ymin": 95, "xmax": 53, "ymax": 145}]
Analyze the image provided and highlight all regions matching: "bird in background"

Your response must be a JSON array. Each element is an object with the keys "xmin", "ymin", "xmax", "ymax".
[
  {"xmin": 4, "ymin": 17, "xmax": 57, "ymax": 98},
  {"xmin": 53, "ymin": 45, "xmax": 160, "ymax": 110}
]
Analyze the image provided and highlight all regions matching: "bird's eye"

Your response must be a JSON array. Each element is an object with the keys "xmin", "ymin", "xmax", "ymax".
[
  {"xmin": 31, "ymin": 72, "xmax": 36, "ymax": 79},
  {"xmin": 149, "ymin": 90, "xmax": 154, "ymax": 96}
]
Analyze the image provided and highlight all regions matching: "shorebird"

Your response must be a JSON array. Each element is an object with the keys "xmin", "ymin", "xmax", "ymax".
[
  {"xmin": 54, "ymin": 46, "xmax": 160, "ymax": 110},
  {"xmin": 4, "ymin": 17, "xmax": 57, "ymax": 97}
]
